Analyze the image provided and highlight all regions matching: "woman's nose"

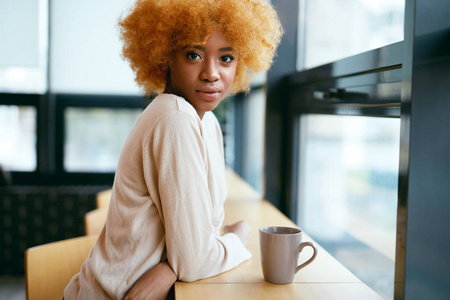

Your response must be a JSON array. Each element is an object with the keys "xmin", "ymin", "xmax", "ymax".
[{"xmin": 200, "ymin": 60, "xmax": 220, "ymax": 82}]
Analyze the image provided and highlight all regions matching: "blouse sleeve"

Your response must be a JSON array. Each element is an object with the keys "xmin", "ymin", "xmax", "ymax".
[{"xmin": 146, "ymin": 111, "xmax": 251, "ymax": 282}]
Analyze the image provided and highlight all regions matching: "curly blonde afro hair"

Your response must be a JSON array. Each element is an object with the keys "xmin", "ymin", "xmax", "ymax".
[{"xmin": 118, "ymin": 0, "xmax": 283, "ymax": 95}]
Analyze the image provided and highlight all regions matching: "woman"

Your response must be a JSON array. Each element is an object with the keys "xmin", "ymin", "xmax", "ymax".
[{"xmin": 65, "ymin": 0, "xmax": 282, "ymax": 299}]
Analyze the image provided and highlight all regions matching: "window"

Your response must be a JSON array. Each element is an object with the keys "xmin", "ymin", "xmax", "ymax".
[
  {"xmin": 281, "ymin": 32, "xmax": 402, "ymax": 300},
  {"xmin": 292, "ymin": 2, "xmax": 405, "ymax": 295},
  {"xmin": 267, "ymin": 0, "xmax": 450, "ymax": 298}
]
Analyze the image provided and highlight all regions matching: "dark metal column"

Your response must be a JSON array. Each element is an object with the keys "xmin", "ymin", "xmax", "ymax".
[
  {"xmin": 265, "ymin": 0, "xmax": 299, "ymax": 215},
  {"xmin": 399, "ymin": 0, "xmax": 450, "ymax": 298}
]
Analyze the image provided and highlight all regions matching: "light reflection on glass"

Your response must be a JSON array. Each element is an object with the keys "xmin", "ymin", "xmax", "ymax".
[{"xmin": 297, "ymin": 114, "xmax": 400, "ymax": 299}]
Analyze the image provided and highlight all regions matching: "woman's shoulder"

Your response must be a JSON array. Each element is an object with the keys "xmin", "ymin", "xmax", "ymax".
[
  {"xmin": 143, "ymin": 94, "xmax": 198, "ymax": 122},
  {"xmin": 138, "ymin": 94, "xmax": 201, "ymax": 136}
]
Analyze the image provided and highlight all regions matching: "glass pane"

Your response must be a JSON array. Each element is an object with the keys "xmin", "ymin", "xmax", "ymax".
[
  {"xmin": 0, "ymin": 0, "xmax": 48, "ymax": 93},
  {"xmin": 297, "ymin": 114, "xmax": 400, "ymax": 299},
  {"xmin": 224, "ymin": 98, "xmax": 236, "ymax": 169},
  {"xmin": 64, "ymin": 107, "xmax": 142, "ymax": 172},
  {"xmin": 0, "ymin": 106, "xmax": 37, "ymax": 171},
  {"xmin": 298, "ymin": 0, "xmax": 405, "ymax": 70},
  {"xmin": 224, "ymin": 89, "xmax": 266, "ymax": 193},
  {"xmin": 242, "ymin": 89, "xmax": 266, "ymax": 192}
]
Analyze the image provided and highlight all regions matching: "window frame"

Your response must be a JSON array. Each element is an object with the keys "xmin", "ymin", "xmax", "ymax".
[{"xmin": 0, "ymin": 92, "xmax": 148, "ymax": 185}]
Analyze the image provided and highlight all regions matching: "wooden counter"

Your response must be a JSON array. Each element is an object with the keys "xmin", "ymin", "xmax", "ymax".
[{"xmin": 174, "ymin": 169, "xmax": 382, "ymax": 299}]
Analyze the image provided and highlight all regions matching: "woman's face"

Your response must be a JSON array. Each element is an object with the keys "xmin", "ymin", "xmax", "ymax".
[{"xmin": 166, "ymin": 29, "xmax": 238, "ymax": 119}]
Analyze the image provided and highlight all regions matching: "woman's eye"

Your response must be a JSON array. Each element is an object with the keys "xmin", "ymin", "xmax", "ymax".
[
  {"xmin": 186, "ymin": 52, "xmax": 201, "ymax": 60},
  {"xmin": 221, "ymin": 55, "xmax": 234, "ymax": 63}
]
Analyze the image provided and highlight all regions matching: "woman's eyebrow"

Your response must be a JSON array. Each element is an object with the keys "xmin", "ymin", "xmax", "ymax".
[
  {"xmin": 184, "ymin": 45, "xmax": 234, "ymax": 52},
  {"xmin": 219, "ymin": 47, "xmax": 234, "ymax": 52}
]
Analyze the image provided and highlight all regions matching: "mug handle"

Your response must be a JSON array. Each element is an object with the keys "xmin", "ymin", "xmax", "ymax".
[{"xmin": 295, "ymin": 241, "xmax": 318, "ymax": 273}]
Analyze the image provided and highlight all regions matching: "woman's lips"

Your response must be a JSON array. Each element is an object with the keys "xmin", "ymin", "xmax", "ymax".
[{"xmin": 196, "ymin": 88, "xmax": 222, "ymax": 101}]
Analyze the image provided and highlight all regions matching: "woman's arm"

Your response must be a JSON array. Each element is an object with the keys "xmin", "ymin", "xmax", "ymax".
[
  {"xmin": 122, "ymin": 221, "xmax": 251, "ymax": 300},
  {"xmin": 149, "ymin": 112, "xmax": 252, "ymax": 282},
  {"xmin": 123, "ymin": 261, "xmax": 177, "ymax": 300}
]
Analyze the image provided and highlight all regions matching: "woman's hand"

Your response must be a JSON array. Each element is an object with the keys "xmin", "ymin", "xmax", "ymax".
[
  {"xmin": 223, "ymin": 220, "xmax": 252, "ymax": 246},
  {"xmin": 123, "ymin": 260, "xmax": 177, "ymax": 300}
]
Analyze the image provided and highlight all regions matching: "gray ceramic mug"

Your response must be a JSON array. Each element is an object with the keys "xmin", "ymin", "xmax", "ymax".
[{"xmin": 259, "ymin": 226, "xmax": 318, "ymax": 284}]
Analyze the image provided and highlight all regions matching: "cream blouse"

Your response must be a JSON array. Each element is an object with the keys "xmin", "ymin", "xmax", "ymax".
[{"xmin": 64, "ymin": 94, "xmax": 252, "ymax": 299}]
